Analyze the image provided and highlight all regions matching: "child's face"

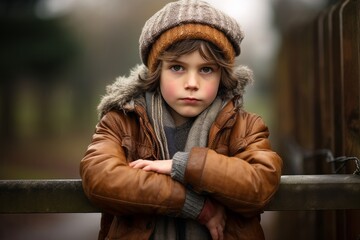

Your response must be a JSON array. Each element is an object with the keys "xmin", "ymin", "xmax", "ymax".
[{"xmin": 160, "ymin": 50, "xmax": 221, "ymax": 126}]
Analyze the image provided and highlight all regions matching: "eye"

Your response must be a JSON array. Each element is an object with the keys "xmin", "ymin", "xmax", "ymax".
[
  {"xmin": 170, "ymin": 65, "xmax": 184, "ymax": 72},
  {"xmin": 200, "ymin": 67, "xmax": 213, "ymax": 74}
]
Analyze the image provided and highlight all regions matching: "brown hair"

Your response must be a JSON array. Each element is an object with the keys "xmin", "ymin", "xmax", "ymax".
[{"xmin": 139, "ymin": 39, "xmax": 238, "ymax": 98}]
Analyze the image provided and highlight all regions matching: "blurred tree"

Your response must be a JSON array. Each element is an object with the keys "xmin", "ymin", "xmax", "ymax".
[{"xmin": 0, "ymin": 0, "xmax": 78, "ymax": 143}]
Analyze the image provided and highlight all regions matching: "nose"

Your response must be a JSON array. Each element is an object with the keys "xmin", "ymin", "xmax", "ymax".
[{"xmin": 184, "ymin": 72, "xmax": 199, "ymax": 91}]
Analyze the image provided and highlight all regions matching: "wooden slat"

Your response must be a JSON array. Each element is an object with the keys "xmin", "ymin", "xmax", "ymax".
[{"xmin": 0, "ymin": 175, "xmax": 359, "ymax": 213}]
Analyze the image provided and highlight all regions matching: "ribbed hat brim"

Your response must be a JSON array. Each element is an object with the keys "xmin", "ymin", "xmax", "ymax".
[{"xmin": 147, "ymin": 23, "xmax": 236, "ymax": 72}]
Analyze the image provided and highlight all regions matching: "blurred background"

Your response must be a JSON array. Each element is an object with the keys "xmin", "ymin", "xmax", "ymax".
[{"xmin": 0, "ymin": 0, "xmax": 331, "ymax": 239}]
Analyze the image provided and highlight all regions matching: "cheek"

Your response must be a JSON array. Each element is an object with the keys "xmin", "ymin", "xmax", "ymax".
[
  {"xmin": 161, "ymin": 86, "xmax": 176, "ymax": 100},
  {"xmin": 203, "ymin": 82, "xmax": 220, "ymax": 100},
  {"xmin": 160, "ymin": 77, "xmax": 177, "ymax": 100}
]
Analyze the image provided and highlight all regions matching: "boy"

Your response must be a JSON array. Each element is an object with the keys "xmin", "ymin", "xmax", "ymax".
[{"xmin": 80, "ymin": 1, "xmax": 282, "ymax": 239}]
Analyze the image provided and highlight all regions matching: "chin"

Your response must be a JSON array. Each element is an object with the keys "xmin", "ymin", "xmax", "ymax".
[{"xmin": 180, "ymin": 111, "xmax": 202, "ymax": 118}]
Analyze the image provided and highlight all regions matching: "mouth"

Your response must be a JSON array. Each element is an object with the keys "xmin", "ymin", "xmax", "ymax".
[{"xmin": 180, "ymin": 97, "xmax": 200, "ymax": 104}]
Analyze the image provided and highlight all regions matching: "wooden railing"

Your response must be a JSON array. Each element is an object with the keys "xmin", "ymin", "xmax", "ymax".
[{"xmin": 1, "ymin": 174, "xmax": 359, "ymax": 213}]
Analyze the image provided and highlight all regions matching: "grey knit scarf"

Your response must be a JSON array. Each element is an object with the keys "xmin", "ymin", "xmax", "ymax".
[
  {"xmin": 145, "ymin": 89, "xmax": 222, "ymax": 160},
  {"xmin": 145, "ymin": 89, "xmax": 222, "ymax": 240}
]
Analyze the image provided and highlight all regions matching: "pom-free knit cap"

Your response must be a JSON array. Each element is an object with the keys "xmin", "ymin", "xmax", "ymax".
[{"xmin": 139, "ymin": 0, "xmax": 244, "ymax": 72}]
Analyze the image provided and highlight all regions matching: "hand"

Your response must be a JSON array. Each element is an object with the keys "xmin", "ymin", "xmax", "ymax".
[
  {"xmin": 198, "ymin": 199, "xmax": 226, "ymax": 240},
  {"xmin": 129, "ymin": 159, "xmax": 173, "ymax": 175}
]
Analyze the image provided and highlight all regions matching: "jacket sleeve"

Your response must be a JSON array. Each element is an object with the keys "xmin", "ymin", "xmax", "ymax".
[
  {"xmin": 184, "ymin": 113, "xmax": 282, "ymax": 215},
  {"xmin": 80, "ymin": 111, "xmax": 186, "ymax": 216}
]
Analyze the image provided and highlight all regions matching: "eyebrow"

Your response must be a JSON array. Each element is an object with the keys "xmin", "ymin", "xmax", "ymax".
[{"xmin": 164, "ymin": 59, "xmax": 218, "ymax": 66}]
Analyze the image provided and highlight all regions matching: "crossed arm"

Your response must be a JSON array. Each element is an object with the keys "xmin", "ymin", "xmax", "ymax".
[{"xmin": 130, "ymin": 159, "xmax": 226, "ymax": 240}]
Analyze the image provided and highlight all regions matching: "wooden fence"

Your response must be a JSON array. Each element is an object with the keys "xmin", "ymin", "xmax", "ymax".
[
  {"xmin": 275, "ymin": 0, "xmax": 360, "ymax": 239},
  {"xmin": 0, "ymin": 175, "xmax": 359, "ymax": 213}
]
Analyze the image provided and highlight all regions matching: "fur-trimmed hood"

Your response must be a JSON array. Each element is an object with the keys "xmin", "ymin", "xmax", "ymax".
[{"xmin": 97, "ymin": 64, "xmax": 253, "ymax": 118}]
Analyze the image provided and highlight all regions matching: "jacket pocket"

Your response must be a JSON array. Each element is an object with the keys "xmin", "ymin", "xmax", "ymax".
[
  {"xmin": 229, "ymin": 138, "xmax": 247, "ymax": 156},
  {"xmin": 214, "ymin": 144, "xmax": 229, "ymax": 155},
  {"xmin": 121, "ymin": 136, "xmax": 153, "ymax": 161},
  {"xmin": 106, "ymin": 215, "xmax": 154, "ymax": 240},
  {"xmin": 106, "ymin": 216, "xmax": 134, "ymax": 240},
  {"xmin": 225, "ymin": 213, "xmax": 265, "ymax": 240},
  {"xmin": 106, "ymin": 216, "xmax": 120, "ymax": 240}
]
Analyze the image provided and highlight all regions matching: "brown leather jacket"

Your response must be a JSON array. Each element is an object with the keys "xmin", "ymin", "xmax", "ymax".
[
  {"xmin": 80, "ymin": 65, "xmax": 282, "ymax": 239},
  {"xmin": 80, "ymin": 97, "xmax": 282, "ymax": 239}
]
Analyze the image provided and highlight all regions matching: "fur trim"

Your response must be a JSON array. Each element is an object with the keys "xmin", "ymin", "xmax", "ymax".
[
  {"xmin": 97, "ymin": 64, "xmax": 147, "ymax": 118},
  {"xmin": 97, "ymin": 64, "xmax": 253, "ymax": 118},
  {"xmin": 231, "ymin": 65, "xmax": 254, "ymax": 108}
]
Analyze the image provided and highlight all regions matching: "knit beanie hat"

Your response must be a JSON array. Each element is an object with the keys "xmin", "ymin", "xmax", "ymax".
[{"xmin": 139, "ymin": 0, "xmax": 244, "ymax": 72}]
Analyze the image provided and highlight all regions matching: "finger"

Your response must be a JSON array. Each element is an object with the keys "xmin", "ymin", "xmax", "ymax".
[
  {"xmin": 221, "ymin": 218, "xmax": 226, "ymax": 228},
  {"xmin": 143, "ymin": 165, "xmax": 153, "ymax": 171},
  {"xmin": 129, "ymin": 161, "xmax": 142, "ymax": 168},
  {"xmin": 217, "ymin": 226, "xmax": 224, "ymax": 240},
  {"xmin": 129, "ymin": 160, "xmax": 143, "ymax": 167},
  {"xmin": 131, "ymin": 161, "xmax": 149, "ymax": 169},
  {"xmin": 210, "ymin": 227, "xmax": 219, "ymax": 240}
]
